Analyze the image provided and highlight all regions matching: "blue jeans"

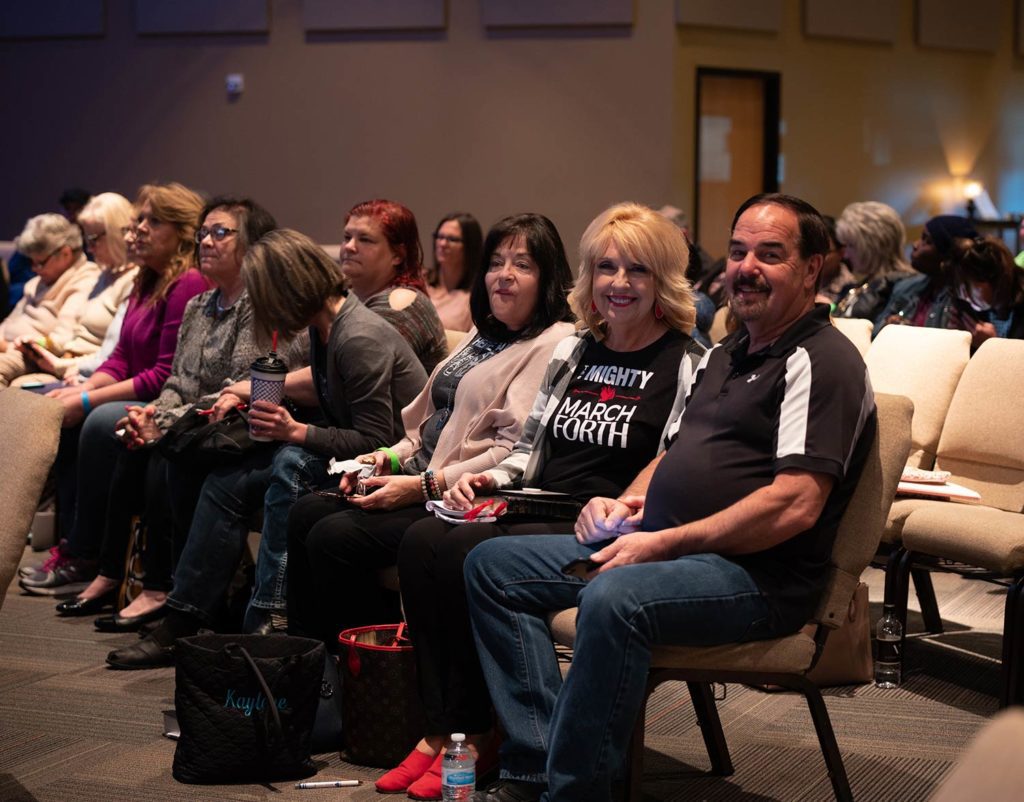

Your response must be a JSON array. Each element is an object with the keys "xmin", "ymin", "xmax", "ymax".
[
  {"xmin": 465, "ymin": 535, "xmax": 789, "ymax": 802},
  {"xmin": 167, "ymin": 444, "xmax": 329, "ymax": 625}
]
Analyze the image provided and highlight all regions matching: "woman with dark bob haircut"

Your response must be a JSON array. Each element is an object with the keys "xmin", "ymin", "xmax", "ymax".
[
  {"xmin": 426, "ymin": 211, "xmax": 483, "ymax": 332},
  {"xmin": 285, "ymin": 214, "xmax": 575, "ymax": 680}
]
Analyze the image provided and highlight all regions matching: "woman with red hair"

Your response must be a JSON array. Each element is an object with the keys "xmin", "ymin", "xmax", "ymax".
[{"xmin": 342, "ymin": 199, "xmax": 447, "ymax": 371}]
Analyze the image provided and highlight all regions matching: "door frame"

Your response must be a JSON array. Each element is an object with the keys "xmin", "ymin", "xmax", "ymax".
[{"xmin": 693, "ymin": 67, "xmax": 781, "ymax": 242}]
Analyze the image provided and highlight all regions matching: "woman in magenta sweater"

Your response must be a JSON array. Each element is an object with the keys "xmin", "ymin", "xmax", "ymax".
[{"xmin": 20, "ymin": 182, "xmax": 209, "ymax": 595}]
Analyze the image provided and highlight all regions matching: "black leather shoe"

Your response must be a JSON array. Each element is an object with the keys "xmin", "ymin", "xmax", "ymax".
[
  {"xmin": 94, "ymin": 604, "xmax": 168, "ymax": 633},
  {"xmin": 106, "ymin": 635, "xmax": 175, "ymax": 670},
  {"xmin": 469, "ymin": 780, "xmax": 545, "ymax": 802},
  {"xmin": 55, "ymin": 591, "xmax": 116, "ymax": 617}
]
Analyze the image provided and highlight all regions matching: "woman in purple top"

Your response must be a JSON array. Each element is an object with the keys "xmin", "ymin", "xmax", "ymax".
[{"xmin": 20, "ymin": 183, "xmax": 209, "ymax": 595}]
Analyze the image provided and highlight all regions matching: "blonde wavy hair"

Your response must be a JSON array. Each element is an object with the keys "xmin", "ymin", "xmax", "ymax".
[{"xmin": 570, "ymin": 202, "xmax": 696, "ymax": 339}]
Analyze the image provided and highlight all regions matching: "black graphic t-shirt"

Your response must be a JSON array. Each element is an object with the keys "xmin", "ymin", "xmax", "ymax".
[{"xmin": 538, "ymin": 329, "xmax": 687, "ymax": 503}]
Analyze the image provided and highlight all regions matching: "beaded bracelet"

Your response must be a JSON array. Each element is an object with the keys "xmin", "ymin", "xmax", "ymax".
[
  {"xmin": 424, "ymin": 469, "xmax": 442, "ymax": 500},
  {"xmin": 419, "ymin": 472, "xmax": 430, "ymax": 501}
]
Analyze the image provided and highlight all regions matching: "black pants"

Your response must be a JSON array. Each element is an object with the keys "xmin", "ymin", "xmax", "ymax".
[
  {"xmin": 97, "ymin": 450, "xmax": 206, "ymax": 591},
  {"xmin": 397, "ymin": 515, "xmax": 574, "ymax": 735},
  {"xmin": 286, "ymin": 495, "xmax": 431, "ymax": 645}
]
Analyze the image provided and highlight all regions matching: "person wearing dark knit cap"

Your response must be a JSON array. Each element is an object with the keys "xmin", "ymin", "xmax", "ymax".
[{"xmin": 873, "ymin": 214, "xmax": 978, "ymax": 337}]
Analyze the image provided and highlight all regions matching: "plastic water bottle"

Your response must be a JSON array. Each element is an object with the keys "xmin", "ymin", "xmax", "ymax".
[
  {"xmin": 874, "ymin": 603, "xmax": 903, "ymax": 688},
  {"xmin": 441, "ymin": 732, "xmax": 476, "ymax": 801}
]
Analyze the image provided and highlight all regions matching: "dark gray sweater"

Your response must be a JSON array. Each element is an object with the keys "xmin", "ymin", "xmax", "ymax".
[{"xmin": 304, "ymin": 293, "xmax": 427, "ymax": 457}]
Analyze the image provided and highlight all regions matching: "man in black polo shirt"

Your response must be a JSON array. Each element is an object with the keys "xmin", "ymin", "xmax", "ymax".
[{"xmin": 464, "ymin": 193, "xmax": 875, "ymax": 802}]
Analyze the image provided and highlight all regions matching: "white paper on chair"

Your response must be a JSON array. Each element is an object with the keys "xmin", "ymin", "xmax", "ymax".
[{"xmin": 896, "ymin": 480, "xmax": 981, "ymax": 503}]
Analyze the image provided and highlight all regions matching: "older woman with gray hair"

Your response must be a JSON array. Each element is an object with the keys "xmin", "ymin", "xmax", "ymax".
[
  {"xmin": 834, "ymin": 200, "xmax": 913, "ymax": 322},
  {"xmin": 0, "ymin": 213, "xmax": 99, "ymax": 385}
]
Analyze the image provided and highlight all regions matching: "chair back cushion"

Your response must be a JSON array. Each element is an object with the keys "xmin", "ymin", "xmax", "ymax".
[
  {"xmin": 935, "ymin": 338, "xmax": 1024, "ymax": 512},
  {"xmin": 831, "ymin": 317, "xmax": 873, "ymax": 357},
  {"xmin": 815, "ymin": 393, "xmax": 912, "ymax": 627},
  {"xmin": 865, "ymin": 326, "xmax": 970, "ymax": 468},
  {"xmin": 0, "ymin": 389, "xmax": 64, "ymax": 613}
]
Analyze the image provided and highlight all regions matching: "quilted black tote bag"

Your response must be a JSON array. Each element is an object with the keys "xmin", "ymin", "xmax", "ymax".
[
  {"xmin": 338, "ymin": 623, "xmax": 427, "ymax": 767},
  {"xmin": 172, "ymin": 634, "xmax": 323, "ymax": 784}
]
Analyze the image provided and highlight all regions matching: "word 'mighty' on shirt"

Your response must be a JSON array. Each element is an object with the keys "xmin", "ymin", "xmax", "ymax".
[{"xmin": 578, "ymin": 364, "xmax": 654, "ymax": 390}]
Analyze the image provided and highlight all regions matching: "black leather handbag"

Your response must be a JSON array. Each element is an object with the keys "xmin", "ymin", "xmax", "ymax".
[
  {"xmin": 172, "ymin": 634, "xmax": 323, "ymax": 784},
  {"xmin": 158, "ymin": 403, "xmax": 267, "ymax": 470}
]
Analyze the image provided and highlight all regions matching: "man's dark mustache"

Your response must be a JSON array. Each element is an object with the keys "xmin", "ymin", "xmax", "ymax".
[{"xmin": 733, "ymin": 277, "xmax": 769, "ymax": 292}]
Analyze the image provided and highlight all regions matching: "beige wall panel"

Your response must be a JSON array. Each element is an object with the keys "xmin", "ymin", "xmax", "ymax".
[
  {"xmin": 917, "ymin": 0, "xmax": 1001, "ymax": 52},
  {"xmin": 135, "ymin": 0, "xmax": 269, "ymax": 35},
  {"xmin": 0, "ymin": 0, "xmax": 103, "ymax": 39},
  {"xmin": 676, "ymin": 0, "xmax": 782, "ymax": 33},
  {"xmin": 804, "ymin": 0, "xmax": 898, "ymax": 43},
  {"xmin": 303, "ymin": 0, "xmax": 446, "ymax": 32}
]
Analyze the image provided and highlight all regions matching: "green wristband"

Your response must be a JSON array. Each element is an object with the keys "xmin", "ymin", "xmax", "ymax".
[{"xmin": 376, "ymin": 446, "xmax": 401, "ymax": 474}]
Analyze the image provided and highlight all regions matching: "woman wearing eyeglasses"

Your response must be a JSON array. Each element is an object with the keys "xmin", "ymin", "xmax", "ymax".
[
  {"xmin": 8, "ymin": 193, "xmax": 139, "ymax": 389},
  {"xmin": 43, "ymin": 197, "xmax": 293, "ymax": 624},
  {"xmin": 19, "ymin": 183, "xmax": 209, "ymax": 596},
  {"xmin": 0, "ymin": 213, "xmax": 100, "ymax": 385},
  {"xmin": 426, "ymin": 212, "xmax": 483, "ymax": 332}
]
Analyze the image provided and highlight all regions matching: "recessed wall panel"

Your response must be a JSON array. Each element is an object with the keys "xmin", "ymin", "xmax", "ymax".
[
  {"xmin": 480, "ymin": 0, "xmax": 631, "ymax": 27},
  {"xmin": 303, "ymin": 0, "xmax": 446, "ymax": 31},
  {"xmin": 917, "ymin": 0, "xmax": 1001, "ymax": 52},
  {"xmin": 804, "ymin": 0, "xmax": 898, "ymax": 43},
  {"xmin": 135, "ymin": 0, "xmax": 268, "ymax": 35},
  {"xmin": 0, "ymin": 0, "xmax": 104, "ymax": 39},
  {"xmin": 676, "ymin": 0, "xmax": 782, "ymax": 33}
]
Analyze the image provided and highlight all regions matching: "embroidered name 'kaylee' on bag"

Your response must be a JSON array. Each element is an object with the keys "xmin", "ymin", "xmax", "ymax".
[{"xmin": 172, "ymin": 633, "xmax": 323, "ymax": 784}]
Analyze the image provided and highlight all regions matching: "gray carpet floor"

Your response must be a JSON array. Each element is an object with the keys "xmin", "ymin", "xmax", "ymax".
[{"xmin": 0, "ymin": 549, "xmax": 1004, "ymax": 801}]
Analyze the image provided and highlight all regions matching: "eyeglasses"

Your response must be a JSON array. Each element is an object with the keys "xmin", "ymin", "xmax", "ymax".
[
  {"xmin": 195, "ymin": 225, "xmax": 239, "ymax": 244},
  {"xmin": 434, "ymin": 233, "xmax": 464, "ymax": 244},
  {"xmin": 84, "ymin": 231, "xmax": 107, "ymax": 246},
  {"xmin": 30, "ymin": 246, "xmax": 65, "ymax": 269}
]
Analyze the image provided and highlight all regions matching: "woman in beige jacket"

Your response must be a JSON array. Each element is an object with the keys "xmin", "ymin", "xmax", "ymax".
[{"xmin": 0, "ymin": 214, "xmax": 99, "ymax": 385}]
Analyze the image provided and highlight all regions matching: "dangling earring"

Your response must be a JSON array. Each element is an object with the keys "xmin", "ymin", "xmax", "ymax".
[
  {"xmin": 591, "ymin": 301, "xmax": 598, "ymax": 313},
  {"xmin": 654, "ymin": 302, "xmax": 664, "ymax": 320}
]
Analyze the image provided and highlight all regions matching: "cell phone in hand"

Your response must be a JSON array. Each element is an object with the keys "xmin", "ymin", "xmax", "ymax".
[{"xmin": 561, "ymin": 557, "xmax": 600, "ymax": 580}]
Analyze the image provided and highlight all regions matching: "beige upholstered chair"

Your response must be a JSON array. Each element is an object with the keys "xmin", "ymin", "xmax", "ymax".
[
  {"xmin": 831, "ymin": 316, "xmax": 873, "ymax": 356},
  {"xmin": 866, "ymin": 325, "xmax": 971, "ymax": 632},
  {"xmin": 929, "ymin": 708, "xmax": 1024, "ymax": 801},
  {"xmin": 865, "ymin": 325, "xmax": 971, "ymax": 470},
  {"xmin": 549, "ymin": 393, "xmax": 912, "ymax": 802},
  {"xmin": 708, "ymin": 305, "xmax": 730, "ymax": 344},
  {"xmin": 886, "ymin": 338, "xmax": 1024, "ymax": 706},
  {"xmin": 0, "ymin": 389, "xmax": 64, "ymax": 614}
]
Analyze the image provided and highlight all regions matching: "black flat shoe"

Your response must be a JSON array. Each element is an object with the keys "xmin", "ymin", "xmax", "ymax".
[
  {"xmin": 55, "ymin": 591, "xmax": 116, "ymax": 617},
  {"xmin": 94, "ymin": 604, "xmax": 168, "ymax": 633},
  {"xmin": 106, "ymin": 635, "xmax": 175, "ymax": 670}
]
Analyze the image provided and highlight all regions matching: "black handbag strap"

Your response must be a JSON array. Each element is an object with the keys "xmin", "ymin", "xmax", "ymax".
[{"xmin": 225, "ymin": 643, "xmax": 283, "ymax": 737}]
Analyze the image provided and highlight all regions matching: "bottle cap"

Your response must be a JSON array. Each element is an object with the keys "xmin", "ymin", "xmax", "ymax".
[{"xmin": 450, "ymin": 733, "xmax": 466, "ymax": 742}]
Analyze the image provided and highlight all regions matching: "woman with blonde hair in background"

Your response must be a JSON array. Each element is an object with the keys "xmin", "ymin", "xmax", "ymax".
[{"xmin": 834, "ymin": 200, "xmax": 913, "ymax": 322}]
